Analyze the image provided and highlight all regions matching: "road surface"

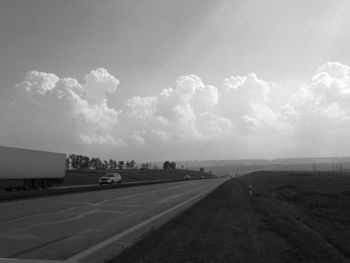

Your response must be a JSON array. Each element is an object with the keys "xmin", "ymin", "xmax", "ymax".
[{"xmin": 0, "ymin": 179, "xmax": 225, "ymax": 262}]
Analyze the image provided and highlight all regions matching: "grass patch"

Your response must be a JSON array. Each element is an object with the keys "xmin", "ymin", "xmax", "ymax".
[{"xmin": 107, "ymin": 171, "xmax": 350, "ymax": 263}]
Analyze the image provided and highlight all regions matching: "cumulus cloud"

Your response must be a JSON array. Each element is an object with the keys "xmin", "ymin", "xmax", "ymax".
[
  {"xmin": 14, "ymin": 71, "xmax": 59, "ymax": 101},
  {"xmin": 285, "ymin": 62, "xmax": 350, "ymax": 123},
  {"xmin": 122, "ymin": 74, "xmax": 232, "ymax": 145},
  {"xmin": 2, "ymin": 68, "xmax": 121, "ymax": 154},
  {"xmin": 277, "ymin": 62, "xmax": 350, "ymax": 156},
  {"xmin": 217, "ymin": 72, "xmax": 288, "ymax": 133},
  {"xmin": 84, "ymin": 68, "xmax": 120, "ymax": 105},
  {"xmin": 3, "ymin": 62, "xmax": 350, "ymax": 160}
]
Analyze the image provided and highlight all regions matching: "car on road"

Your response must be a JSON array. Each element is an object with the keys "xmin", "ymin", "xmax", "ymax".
[
  {"xmin": 184, "ymin": 174, "xmax": 191, "ymax": 180},
  {"xmin": 99, "ymin": 173, "xmax": 122, "ymax": 185}
]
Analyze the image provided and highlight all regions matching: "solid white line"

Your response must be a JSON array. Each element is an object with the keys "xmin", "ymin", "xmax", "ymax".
[{"xmin": 65, "ymin": 183, "xmax": 220, "ymax": 262}]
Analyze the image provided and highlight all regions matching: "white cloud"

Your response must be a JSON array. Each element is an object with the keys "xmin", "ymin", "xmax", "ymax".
[
  {"xmin": 3, "ymin": 69, "xmax": 120, "ymax": 153},
  {"xmin": 217, "ymin": 72, "xmax": 288, "ymax": 134},
  {"xmin": 14, "ymin": 71, "xmax": 59, "ymax": 101},
  {"xmin": 122, "ymin": 74, "xmax": 230, "ymax": 143},
  {"xmin": 84, "ymin": 68, "xmax": 120, "ymax": 105},
  {"xmin": 287, "ymin": 62, "xmax": 350, "ymax": 121},
  {"xmin": 275, "ymin": 61, "xmax": 350, "ymax": 156},
  {"xmin": 3, "ymin": 62, "xmax": 350, "ymax": 160}
]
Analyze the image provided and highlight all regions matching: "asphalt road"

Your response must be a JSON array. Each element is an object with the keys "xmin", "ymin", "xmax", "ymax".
[{"xmin": 0, "ymin": 179, "xmax": 225, "ymax": 262}]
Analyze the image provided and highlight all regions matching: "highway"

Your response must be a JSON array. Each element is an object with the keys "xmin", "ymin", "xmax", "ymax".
[{"xmin": 0, "ymin": 179, "xmax": 226, "ymax": 262}]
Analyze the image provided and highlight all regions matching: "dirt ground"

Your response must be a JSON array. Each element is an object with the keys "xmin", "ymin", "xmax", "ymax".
[{"xmin": 107, "ymin": 172, "xmax": 350, "ymax": 263}]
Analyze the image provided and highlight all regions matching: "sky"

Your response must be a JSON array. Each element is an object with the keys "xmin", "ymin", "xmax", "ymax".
[{"xmin": 1, "ymin": 0, "xmax": 350, "ymax": 161}]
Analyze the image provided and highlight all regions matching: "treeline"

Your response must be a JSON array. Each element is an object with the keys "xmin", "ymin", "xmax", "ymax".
[
  {"xmin": 66, "ymin": 154, "xmax": 179, "ymax": 171},
  {"xmin": 163, "ymin": 161, "xmax": 176, "ymax": 170},
  {"xmin": 66, "ymin": 154, "xmax": 136, "ymax": 170}
]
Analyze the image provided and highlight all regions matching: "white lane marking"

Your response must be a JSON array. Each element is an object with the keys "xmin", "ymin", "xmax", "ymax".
[
  {"xmin": 0, "ymin": 183, "xmax": 196, "ymax": 224},
  {"xmin": 0, "ymin": 181, "xmax": 199, "ymax": 207},
  {"xmin": 1, "ymin": 182, "xmax": 211, "ymax": 230},
  {"xmin": 0, "ymin": 181, "xmax": 214, "ymax": 234},
  {"xmin": 65, "ymin": 182, "xmax": 220, "ymax": 262}
]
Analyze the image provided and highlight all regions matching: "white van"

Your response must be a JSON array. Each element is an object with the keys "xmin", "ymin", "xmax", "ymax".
[{"xmin": 99, "ymin": 173, "xmax": 122, "ymax": 185}]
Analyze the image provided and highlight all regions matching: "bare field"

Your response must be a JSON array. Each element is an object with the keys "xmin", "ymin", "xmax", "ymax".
[{"xmin": 107, "ymin": 171, "xmax": 350, "ymax": 263}]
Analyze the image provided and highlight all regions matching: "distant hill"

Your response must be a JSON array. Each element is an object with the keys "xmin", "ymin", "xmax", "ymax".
[{"xmin": 146, "ymin": 157, "xmax": 350, "ymax": 177}]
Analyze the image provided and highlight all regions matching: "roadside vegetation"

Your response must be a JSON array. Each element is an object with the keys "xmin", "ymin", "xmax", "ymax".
[
  {"xmin": 66, "ymin": 154, "xmax": 179, "ymax": 171},
  {"xmin": 108, "ymin": 171, "xmax": 350, "ymax": 263},
  {"xmin": 58, "ymin": 154, "xmax": 209, "ymax": 186}
]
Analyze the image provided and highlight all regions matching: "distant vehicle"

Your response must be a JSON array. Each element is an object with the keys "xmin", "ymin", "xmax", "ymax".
[
  {"xmin": 0, "ymin": 146, "xmax": 65, "ymax": 191},
  {"xmin": 99, "ymin": 173, "xmax": 122, "ymax": 185},
  {"xmin": 184, "ymin": 174, "xmax": 191, "ymax": 180}
]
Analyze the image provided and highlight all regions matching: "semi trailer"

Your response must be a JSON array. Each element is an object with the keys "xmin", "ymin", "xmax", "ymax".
[{"xmin": 0, "ymin": 146, "xmax": 65, "ymax": 191}]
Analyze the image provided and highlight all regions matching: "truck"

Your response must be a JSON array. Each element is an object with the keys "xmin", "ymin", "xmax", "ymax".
[{"xmin": 0, "ymin": 146, "xmax": 65, "ymax": 191}]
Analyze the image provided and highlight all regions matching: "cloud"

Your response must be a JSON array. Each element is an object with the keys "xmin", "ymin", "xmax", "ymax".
[
  {"xmin": 217, "ymin": 72, "xmax": 288, "ymax": 133},
  {"xmin": 122, "ymin": 74, "xmax": 232, "ymax": 144},
  {"xmin": 84, "ymin": 68, "xmax": 120, "ymax": 105},
  {"xmin": 3, "ymin": 62, "xmax": 350, "ymax": 160},
  {"xmin": 14, "ymin": 71, "xmax": 59, "ymax": 101},
  {"xmin": 286, "ymin": 62, "xmax": 350, "ymax": 122},
  {"xmin": 2, "ymin": 69, "xmax": 121, "ymax": 154},
  {"xmin": 275, "ymin": 62, "xmax": 350, "ymax": 156}
]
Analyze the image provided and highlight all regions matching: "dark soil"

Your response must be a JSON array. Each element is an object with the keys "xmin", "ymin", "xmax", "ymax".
[{"xmin": 107, "ymin": 172, "xmax": 350, "ymax": 263}]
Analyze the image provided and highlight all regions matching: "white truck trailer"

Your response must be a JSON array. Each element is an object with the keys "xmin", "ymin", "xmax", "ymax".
[{"xmin": 0, "ymin": 146, "xmax": 65, "ymax": 191}]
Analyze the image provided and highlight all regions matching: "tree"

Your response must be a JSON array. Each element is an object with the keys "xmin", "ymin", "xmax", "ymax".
[
  {"xmin": 109, "ymin": 159, "xmax": 117, "ymax": 170},
  {"xmin": 130, "ymin": 160, "xmax": 136, "ymax": 168},
  {"xmin": 163, "ymin": 161, "xmax": 176, "ymax": 170},
  {"xmin": 118, "ymin": 161, "xmax": 124, "ymax": 170},
  {"xmin": 141, "ymin": 163, "xmax": 149, "ymax": 170},
  {"xmin": 69, "ymin": 154, "xmax": 80, "ymax": 170},
  {"xmin": 163, "ymin": 161, "xmax": 170, "ymax": 170},
  {"xmin": 65, "ymin": 157, "xmax": 71, "ymax": 169},
  {"xmin": 200, "ymin": 167, "xmax": 204, "ymax": 172},
  {"xmin": 90, "ymin": 157, "xmax": 98, "ymax": 170},
  {"xmin": 80, "ymin": 156, "xmax": 90, "ymax": 169},
  {"xmin": 91, "ymin": 157, "xmax": 103, "ymax": 170},
  {"xmin": 170, "ymin": 162, "xmax": 176, "ymax": 170},
  {"xmin": 103, "ymin": 160, "xmax": 108, "ymax": 170}
]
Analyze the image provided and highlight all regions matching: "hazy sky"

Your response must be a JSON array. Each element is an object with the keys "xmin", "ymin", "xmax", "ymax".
[{"xmin": 1, "ymin": 0, "xmax": 350, "ymax": 161}]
